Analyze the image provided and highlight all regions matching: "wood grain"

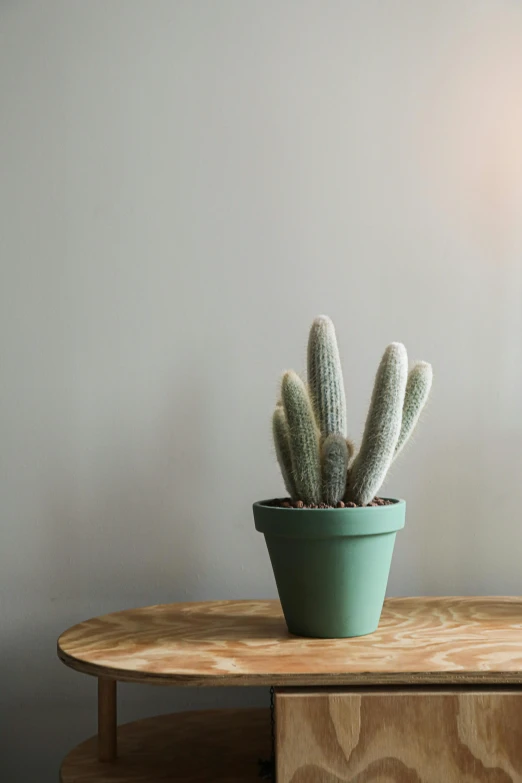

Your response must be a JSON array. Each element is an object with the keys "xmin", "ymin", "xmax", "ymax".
[
  {"xmin": 276, "ymin": 689, "xmax": 522, "ymax": 782},
  {"xmin": 57, "ymin": 597, "xmax": 522, "ymax": 686},
  {"xmin": 97, "ymin": 678, "xmax": 117, "ymax": 762},
  {"xmin": 60, "ymin": 708, "xmax": 270, "ymax": 783}
]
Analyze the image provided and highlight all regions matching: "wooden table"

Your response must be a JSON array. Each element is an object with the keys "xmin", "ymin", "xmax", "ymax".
[{"xmin": 57, "ymin": 597, "xmax": 522, "ymax": 782}]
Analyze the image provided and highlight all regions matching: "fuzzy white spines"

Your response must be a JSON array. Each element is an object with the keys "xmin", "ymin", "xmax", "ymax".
[
  {"xmin": 307, "ymin": 316, "xmax": 347, "ymax": 438},
  {"xmin": 272, "ymin": 404, "xmax": 297, "ymax": 498},
  {"xmin": 321, "ymin": 434, "xmax": 349, "ymax": 506},
  {"xmin": 394, "ymin": 361, "xmax": 433, "ymax": 459},
  {"xmin": 271, "ymin": 317, "xmax": 432, "ymax": 507},
  {"xmin": 280, "ymin": 371, "xmax": 321, "ymax": 505},
  {"xmin": 346, "ymin": 343, "xmax": 408, "ymax": 506}
]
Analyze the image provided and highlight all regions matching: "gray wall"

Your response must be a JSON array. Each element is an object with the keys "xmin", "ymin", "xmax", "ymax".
[{"xmin": 2, "ymin": 1, "xmax": 522, "ymax": 780}]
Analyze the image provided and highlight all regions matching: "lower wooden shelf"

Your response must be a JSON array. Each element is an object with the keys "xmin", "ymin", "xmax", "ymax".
[{"xmin": 60, "ymin": 708, "xmax": 271, "ymax": 782}]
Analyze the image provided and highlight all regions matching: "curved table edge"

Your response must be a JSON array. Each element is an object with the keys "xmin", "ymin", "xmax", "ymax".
[{"xmin": 56, "ymin": 645, "xmax": 522, "ymax": 687}]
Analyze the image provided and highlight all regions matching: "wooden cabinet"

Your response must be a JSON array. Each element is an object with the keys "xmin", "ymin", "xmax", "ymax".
[{"xmin": 276, "ymin": 688, "xmax": 522, "ymax": 782}]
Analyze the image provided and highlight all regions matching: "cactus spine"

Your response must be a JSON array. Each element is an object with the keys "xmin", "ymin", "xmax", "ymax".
[
  {"xmin": 394, "ymin": 361, "xmax": 433, "ymax": 460},
  {"xmin": 308, "ymin": 316, "xmax": 347, "ymax": 437},
  {"xmin": 271, "ymin": 318, "xmax": 432, "ymax": 506},
  {"xmin": 272, "ymin": 405, "xmax": 297, "ymax": 498},
  {"xmin": 281, "ymin": 371, "xmax": 321, "ymax": 505},
  {"xmin": 321, "ymin": 434, "xmax": 349, "ymax": 506},
  {"xmin": 346, "ymin": 343, "xmax": 408, "ymax": 506}
]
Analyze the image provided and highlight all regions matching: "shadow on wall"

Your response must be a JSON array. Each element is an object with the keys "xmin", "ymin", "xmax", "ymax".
[{"xmin": 411, "ymin": 432, "xmax": 522, "ymax": 596}]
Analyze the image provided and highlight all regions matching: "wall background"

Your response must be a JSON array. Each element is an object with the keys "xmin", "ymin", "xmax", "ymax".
[{"xmin": 2, "ymin": 1, "xmax": 522, "ymax": 780}]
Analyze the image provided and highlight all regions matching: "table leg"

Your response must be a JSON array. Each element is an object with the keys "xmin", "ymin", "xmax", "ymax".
[{"xmin": 98, "ymin": 677, "xmax": 117, "ymax": 761}]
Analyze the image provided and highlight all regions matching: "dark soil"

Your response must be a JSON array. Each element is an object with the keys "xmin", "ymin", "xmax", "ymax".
[{"xmin": 265, "ymin": 497, "xmax": 397, "ymax": 509}]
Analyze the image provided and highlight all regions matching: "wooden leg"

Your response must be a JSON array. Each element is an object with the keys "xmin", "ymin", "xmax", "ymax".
[{"xmin": 98, "ymin": 677, "xmax": 117, "ymax": 761}]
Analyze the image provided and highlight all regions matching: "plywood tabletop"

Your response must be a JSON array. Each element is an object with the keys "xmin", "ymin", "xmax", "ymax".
[{"xmin": 57, "ymin": 597, "xmax": 522, "ymax": 686}]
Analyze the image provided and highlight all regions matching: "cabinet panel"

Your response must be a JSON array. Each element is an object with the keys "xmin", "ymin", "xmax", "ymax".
[{"xmin": 276, "ymin": 689, "xmax": 522, "ymax": 782}]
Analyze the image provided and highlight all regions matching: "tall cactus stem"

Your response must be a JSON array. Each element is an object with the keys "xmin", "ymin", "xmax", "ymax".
[
  {"xmin": 272, "ymin": 405, "xmax": 297, "ymax": 498},
  {"xmin": 281, "ymin": 371, "xmax": 321, "ymax": 505},
  {"xmin": 346, "ymin": 342, "xmax": 408, "ymax": 506},
  {"xmin": 307, "ymin": 316, "xmax": 347, "ymax": 438},
  {"xmin": 394, "ymin": 361, "xmax": 433, "ymax": 460}
]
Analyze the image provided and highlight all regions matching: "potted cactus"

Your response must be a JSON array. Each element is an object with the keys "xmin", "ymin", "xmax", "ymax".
[{"xmin": 253, "ymin": 316, "xmax": 432, "ymax": 638}]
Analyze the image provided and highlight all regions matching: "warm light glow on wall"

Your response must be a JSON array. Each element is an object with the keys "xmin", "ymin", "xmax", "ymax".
[{"xmin": 418, "ymin": 3, "xmax": 522, "ymax": 254}]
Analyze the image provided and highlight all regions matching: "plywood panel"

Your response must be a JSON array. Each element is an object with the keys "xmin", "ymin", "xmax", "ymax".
[
  {"xmin": 60, "ymin": 708, "xmax": 270, "ymax": 782},
  {"xmin": 276, "ymin": 689, "xmax": 522, "ymax": 782},
  {"xmin": 58, "ymin": 597, "xmax": 522, "ymax": 686}
]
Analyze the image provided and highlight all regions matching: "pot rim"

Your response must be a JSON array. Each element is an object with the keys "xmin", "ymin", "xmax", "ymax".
[{"xmin": 253, "ymin": 498, "xmax": 406, "ymax": 538}]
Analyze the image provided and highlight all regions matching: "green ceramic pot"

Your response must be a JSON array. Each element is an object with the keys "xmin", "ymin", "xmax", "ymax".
[{"xmin": 253, "ymin": 499, "xmax": 405, "ymax": 638}]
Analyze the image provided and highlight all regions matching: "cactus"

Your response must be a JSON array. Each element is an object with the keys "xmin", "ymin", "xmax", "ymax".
[
  {"xmin": 272, "ymin": 405, "xmax": 297, "ymax": 498},
  {"xmin": 346, "ymin": 343, "xmax": 408, "ymax": 506},
  {"xmin": 321, "ymin": 434, "xmax": 349, "ymax": 506},
  {"xmin": 271, "ymin": 318, "xmax": 432, "ymax": 506},
  {"xmin": 394, "ymin": 361, "xmax": 433, "ymax": 460},
  {"xmin": 308, "ymin": 316, "xmax": 347, "ymax": 437},
  {"xmin": 280, "ymin": 371, "xmax": 321, "ymax": 505}
]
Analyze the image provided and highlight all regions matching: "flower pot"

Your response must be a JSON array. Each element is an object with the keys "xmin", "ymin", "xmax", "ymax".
[{"xmin": 253, "ymin": 499, "xmax": 405, "ymax": 638}]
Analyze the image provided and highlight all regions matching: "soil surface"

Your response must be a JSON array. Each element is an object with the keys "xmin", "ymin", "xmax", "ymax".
[{"xmin": 265, "ymin": 497, "xmax": 397, "ymax": 509}]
